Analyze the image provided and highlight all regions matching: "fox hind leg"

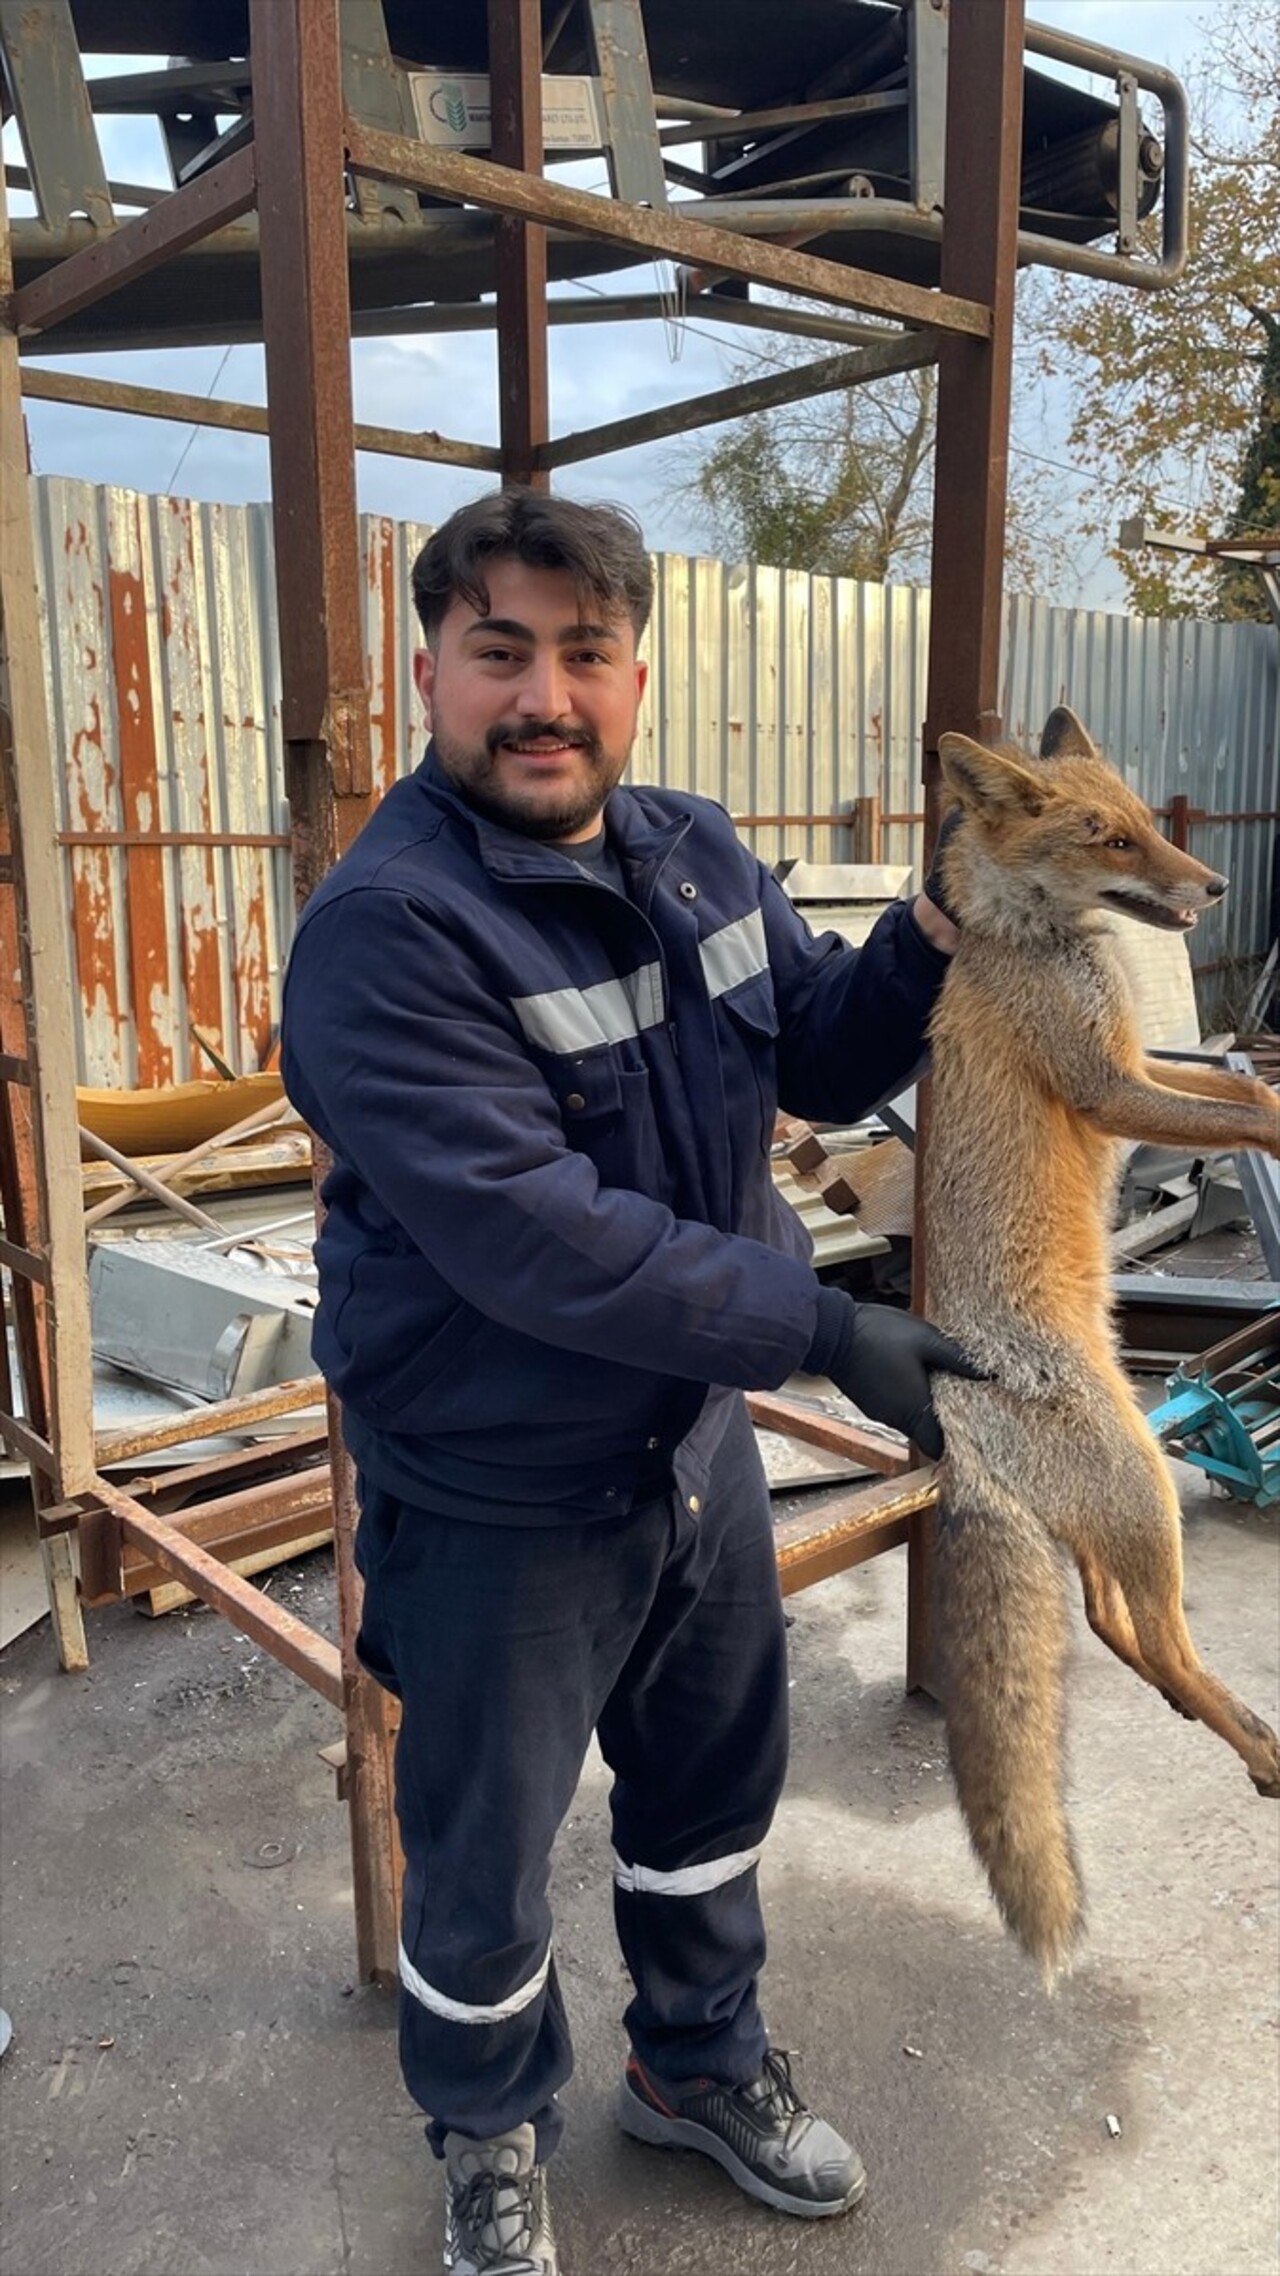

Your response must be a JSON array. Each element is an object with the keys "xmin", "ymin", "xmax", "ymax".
[
  {"xmin": 1075, "ymin": 1552, "xmax": 1194, "ymax": 1720},
  {"xmin": 1096, "ymin": 1523, "xmax": 1280, "ymax": 1795}
]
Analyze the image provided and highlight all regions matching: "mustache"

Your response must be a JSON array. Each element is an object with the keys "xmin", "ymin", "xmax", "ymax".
[{"xmin": 486, "ymin": 719, "xmax": 600, "ymax": 757}]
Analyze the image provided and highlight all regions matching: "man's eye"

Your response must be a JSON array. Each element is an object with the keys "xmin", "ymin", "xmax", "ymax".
[{"xmin": 572, "ymin": 649, "xmax": 609, "ymax": 666}]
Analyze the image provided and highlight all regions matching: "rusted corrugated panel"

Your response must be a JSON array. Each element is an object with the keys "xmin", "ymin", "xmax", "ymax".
[
  {"xmin": 105, "ymin": 488, "xmax": 177, "ymax": 1087},
  {"xmin": 30, "ymin": 478, "xmax": 1278, "ymax": 1085},
  {"xmin": 153, "ymin": 491, "xmax": 227, "ymax": 1073},
  {"xmin": 36, "ymin": 478, "xmax": 132, "ymax": 1084}
]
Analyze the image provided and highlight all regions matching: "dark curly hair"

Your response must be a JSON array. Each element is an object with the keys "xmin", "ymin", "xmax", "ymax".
[{"xmin": 411, "ymin": 487, "xmax": 653, "ymax": 647}]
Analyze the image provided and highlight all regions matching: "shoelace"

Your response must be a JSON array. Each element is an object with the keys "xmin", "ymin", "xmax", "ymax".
[
  {"xmin": 454, "ymin": 2168, "xmax": 542, "ymax": 2263},
  {"xmin": 746, "ymin": 2048, "xmax": 812, "ymax": 2144}
]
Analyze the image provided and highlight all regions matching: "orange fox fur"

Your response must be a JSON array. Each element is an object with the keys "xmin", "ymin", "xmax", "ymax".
[{"xmin": 923, "ymin": 705, "xmax": 1280, "ymax": 1982}]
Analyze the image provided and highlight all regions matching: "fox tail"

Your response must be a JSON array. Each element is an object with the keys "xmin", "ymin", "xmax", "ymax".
[{"xmin": 935, "ymin": 1485, "xmax": 1083, "ymax": 1985}]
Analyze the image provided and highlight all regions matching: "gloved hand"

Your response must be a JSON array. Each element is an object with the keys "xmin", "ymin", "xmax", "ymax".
[
  {"xmin": 923, "ymin": 804, "xmax": 965, "ymax": 928},
  {"xmin": 803, "ymin": 1286, "xmax": 986, "ymax": 1460}
]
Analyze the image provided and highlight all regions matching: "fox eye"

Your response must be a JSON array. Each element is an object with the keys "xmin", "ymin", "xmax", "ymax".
[{"xmin": 1105, "ymin": 835, "xmax": 1133, "ymax": 852}]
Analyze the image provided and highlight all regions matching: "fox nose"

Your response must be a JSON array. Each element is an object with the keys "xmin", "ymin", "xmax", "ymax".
[{"xmin": 1204, "ymin": 873, "xmax": 1228, "ymax": 900}]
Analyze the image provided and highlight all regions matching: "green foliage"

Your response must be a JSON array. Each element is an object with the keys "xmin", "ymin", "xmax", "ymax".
[
  {"xmin": 680, "ymin": 341, "xmax": 937, "ymax": 583},
  {"xmin": 1031, "ymin": 0, "xmax": 1279, "ymax": 617},
  {"xmin": 1219, "ymin": 312, "xmax": 1280, "ymax": 620}
]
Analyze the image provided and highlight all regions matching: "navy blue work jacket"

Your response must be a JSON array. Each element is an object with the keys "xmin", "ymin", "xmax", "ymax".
[{"xmin": 281, "ymin": 748, "xmax": 947, "ymax": 1518}]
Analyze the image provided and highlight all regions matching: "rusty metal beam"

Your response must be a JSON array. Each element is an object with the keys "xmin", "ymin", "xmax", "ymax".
[
  {"xmin": 746, "ymin": 1392, "xmax": 912, "ymax": 1480},
  {"xmin": 96, "ymin": 1469, "xmax": 334, "ymax": 1604},
  {"xmin": 538, "ymin": 326, "xmax": 940, "ymax": 468},
  {"xmin": 253, "ymin": 0, "xmax": 400, "ymax": 1987},
  {"xmin": 775, "ymin": 1469, "xmax": 938, "ymax": 1596},
  {"xmin": 19, "ymin": 364, "xmax": 502, "ymax": 472},
  {"xmin": 253, "ymin": 0, "xmax": 374, "ymax": 880},
  {"xmin": 488, "ymin": 0, "xmax": 550, "ymax": 489},
  {"xmin": 10, "ymin": 145, "xmax": 257, "ymax": 336},
  {"xmin": 98, "ymin": 1478, "xmax": 344, "ymax": 1708},
  {"xmin": 343, "ymin": 121, "xmax": 992, "ymax": 339},
  {"xmin": 93, "ymin": 1373, "xmax": 324, "ymax": 1466},
  {"xmin": 909, "ymin": 0, "xmax": 1026, "ymax": 1698}
]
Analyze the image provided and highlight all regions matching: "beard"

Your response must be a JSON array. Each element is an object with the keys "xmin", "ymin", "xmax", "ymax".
[{"xmin": 432, "ymin": 716, "xmax": 630, "ymax": 841}]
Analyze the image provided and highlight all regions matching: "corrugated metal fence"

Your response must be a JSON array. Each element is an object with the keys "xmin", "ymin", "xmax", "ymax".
[{"xmin": 30, "ymin": 475, "xmax": 1278, "ymax": 1085}]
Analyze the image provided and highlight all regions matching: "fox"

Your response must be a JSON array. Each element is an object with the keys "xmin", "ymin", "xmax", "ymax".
[{"xmin": 921, "ymin": 703, "xmax": 1280, "ymax": 1984}]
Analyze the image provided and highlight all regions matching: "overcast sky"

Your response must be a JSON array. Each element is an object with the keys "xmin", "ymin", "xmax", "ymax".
[{"xmin": 6, "ymin": 2, "xmax": 1213, "ymax": 606}]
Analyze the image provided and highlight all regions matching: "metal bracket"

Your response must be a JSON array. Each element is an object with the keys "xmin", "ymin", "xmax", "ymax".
[
  {"xmin": 584, "ymin": 0, "xmax": 668, "ymax": 209},
  {"xmin": 909, "ymin": 0, "xmax": 949, "ymax": 214},
  {"xmin": 339, "ymin": 0, "xmax": 426, "ymax": 223},
  {"xmin": 1115, "ymin": 70, "xmax": 1140, "ymax": 254},
  {"xmin": 0, "ymin": 0, "xmax": 113, "ymax": 231}
]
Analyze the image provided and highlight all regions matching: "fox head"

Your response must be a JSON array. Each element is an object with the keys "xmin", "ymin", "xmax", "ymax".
[{"xmin": 936, "ymin": 707, "xmax": 1228, "ymax": 939}]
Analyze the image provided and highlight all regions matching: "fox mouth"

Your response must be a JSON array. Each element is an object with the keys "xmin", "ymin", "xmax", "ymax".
[{"xmin": 1100, "ymin": 889, "xmax": 1198, "ymax": 932}]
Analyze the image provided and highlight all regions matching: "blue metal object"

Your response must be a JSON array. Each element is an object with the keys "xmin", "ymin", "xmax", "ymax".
[{"xmin": 1147, "ymin": 1316, "xmax": 1280, "ymax": 1507}]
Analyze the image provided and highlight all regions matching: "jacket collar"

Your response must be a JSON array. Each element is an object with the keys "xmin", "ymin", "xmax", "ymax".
[{"xmin": 412, "ymin": 742, "xmax": 692, "ymax": 882}]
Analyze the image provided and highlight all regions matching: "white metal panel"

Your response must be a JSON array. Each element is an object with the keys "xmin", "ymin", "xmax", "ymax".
[{"xmin": 30, "ymin": 477, "xmax": 1279, "ymax": 1083}]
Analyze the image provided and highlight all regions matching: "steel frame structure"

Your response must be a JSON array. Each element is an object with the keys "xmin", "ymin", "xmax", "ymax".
[{"xmin": 1, "ymin": 0, "xmax": 1163, "ymax": 1979}]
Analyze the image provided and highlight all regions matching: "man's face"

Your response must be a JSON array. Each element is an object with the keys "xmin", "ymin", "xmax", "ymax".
[{"xmin": 413, "ymin": 558, "xmax": 648, "ymax": 843}]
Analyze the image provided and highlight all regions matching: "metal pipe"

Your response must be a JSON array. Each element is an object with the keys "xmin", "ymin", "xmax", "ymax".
[{"xmin": 1024, "ymin": 12, "xmax": 1189, "ymax": 282}]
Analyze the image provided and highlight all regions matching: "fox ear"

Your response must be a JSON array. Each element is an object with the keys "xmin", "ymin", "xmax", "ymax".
[
  {"xmin": 939, "ymin": 733, "xmax": 1051, "ymax": 817},
  {"xmin": 1039, "ymin": 705, "xmax": 1096, "ymax": 761}
]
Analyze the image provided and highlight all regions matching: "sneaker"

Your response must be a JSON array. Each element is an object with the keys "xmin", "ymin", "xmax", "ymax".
[
  {"xmin": 617, "ymin": 2048, "xmax": 866, "ymax": 2219},
  {"xmin": 442, "ymin": 2123, "xmax": 558, "ymax": 2275}
]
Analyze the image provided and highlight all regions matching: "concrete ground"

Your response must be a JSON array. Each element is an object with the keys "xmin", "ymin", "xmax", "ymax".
[{"xmin": 1, "ymin": 1457, "xmax": 1277, "ymax": 2276}]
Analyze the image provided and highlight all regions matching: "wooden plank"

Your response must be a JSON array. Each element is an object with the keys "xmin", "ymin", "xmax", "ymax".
[
  {"xmin": 344, "ymin": 120, "xmax": 992, "ymax": 338},
  {"xmin": 12, "ymin": 144, "xmax": 257, "ymax": 335},
  {"xmin": 101, "ymin": 1477, "xmax": 345, "ymax": 1707}
]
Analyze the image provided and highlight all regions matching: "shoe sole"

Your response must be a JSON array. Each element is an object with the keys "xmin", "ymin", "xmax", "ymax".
[{"xmin": 616, "ymin": 2084, "xmax": 867, "ymax": 2221}]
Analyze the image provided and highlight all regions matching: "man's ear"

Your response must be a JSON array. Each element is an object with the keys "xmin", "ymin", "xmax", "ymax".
[
  {"xmin": 413, "ymin": 647, "xmax": 435, "ymax": 728},
  {"xmin": 1039, "ymin": 704, "xmax": 1096, "ymax": 760},
  {"xmin": 939, "ymin": 732, "xmax": 1053, "ymax": 817}
]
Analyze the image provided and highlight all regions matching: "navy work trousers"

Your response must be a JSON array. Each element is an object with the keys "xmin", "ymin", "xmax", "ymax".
[{"xmin": 353, "ymin": 1394, "xmax": 789, "ymax": 2159}]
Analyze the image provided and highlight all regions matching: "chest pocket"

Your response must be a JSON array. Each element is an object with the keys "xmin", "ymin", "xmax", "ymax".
[
  {"xmin": 718, "ymin": 973, "xmax": 781, "ymax": 1158},
  {"xmin": 548, "ymin": 1050, "xmax": 662, "ymax": 1194}
]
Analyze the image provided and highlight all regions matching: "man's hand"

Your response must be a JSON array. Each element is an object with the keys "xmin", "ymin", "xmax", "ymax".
[
  {"xmin": 914, "ymin": 804, "xmax": 964, "ymax": 951},
  {"xmin": 803, "ymin": 1287, "xmax": 986, "ymax": 1460}
]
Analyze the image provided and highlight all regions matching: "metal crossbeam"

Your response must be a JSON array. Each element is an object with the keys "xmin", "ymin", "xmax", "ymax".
[
  {"xmin": 538, "ymin": 326, "xmax": 940, "ymax": 468},
  {"xmin": 11, "ymin": 145, "xmax": 257, "ymax": 335},
  {"xmin": 343, "ymin": 118, "xmax": 993, "ymax": 337}
]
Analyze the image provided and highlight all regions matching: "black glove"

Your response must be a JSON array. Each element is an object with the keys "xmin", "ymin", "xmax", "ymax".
[
  {"xmin": 923, "ymin": 804, "xmax": 965, "ymax": 928},
  {"xmin": 804, "ymin": 1287, "xmax": 986, "ymax": 1461}
]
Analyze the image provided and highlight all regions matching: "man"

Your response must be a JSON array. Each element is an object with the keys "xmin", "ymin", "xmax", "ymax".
[{"xmin": 282, "ymin": 489, "xmax": 975, "ymax": 2276}]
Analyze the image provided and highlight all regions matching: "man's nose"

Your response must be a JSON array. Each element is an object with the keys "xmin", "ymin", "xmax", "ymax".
[{"xmin": 515, "ymin": 652, "xmax": 570, "ymax": 717}]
